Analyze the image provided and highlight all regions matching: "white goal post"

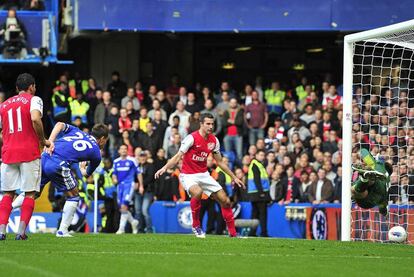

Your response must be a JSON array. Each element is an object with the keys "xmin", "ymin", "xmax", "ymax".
[{"xmin": 342, "ymin": 19, "xmax": 414, "ymax": 242}]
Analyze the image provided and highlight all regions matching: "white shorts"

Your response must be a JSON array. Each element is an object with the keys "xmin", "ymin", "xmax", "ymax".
[
  {"xmin": 179, "ymin": 172, "xmax": 222, "ymax": 197},
  {"xmin": 1, "ymin": 159, "xmax": 41, "ymax": 192}
]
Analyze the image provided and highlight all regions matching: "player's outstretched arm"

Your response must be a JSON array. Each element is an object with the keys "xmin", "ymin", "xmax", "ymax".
[
  {"xmin": 213, "ymin": 152, "xmax": 245, "ymax": 189},
  {"xmin": 155, "ymin": 151, "xmax": 183, "ymax": 179}
]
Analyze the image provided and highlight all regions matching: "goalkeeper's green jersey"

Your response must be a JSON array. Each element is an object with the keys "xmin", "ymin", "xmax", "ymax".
[
  {"xmin": 352, "ymin": 177, "xmax": 388, "ymax": 209},
  {"xmin": 353, "ymin": 148, "xmax": 390, "ymax": 208}
]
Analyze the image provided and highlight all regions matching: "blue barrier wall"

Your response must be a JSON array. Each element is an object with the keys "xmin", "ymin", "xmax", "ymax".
[
  {"xmin": 78, "ymin": 0, "xmax": 414, "ymax": 32},
  {"xmin": 6, "ymin": 202, "xmax": 318, "ymax": 238},
  {"xmin": 8, "ymin": 202, "xmax": 413, "ymax": 240}
]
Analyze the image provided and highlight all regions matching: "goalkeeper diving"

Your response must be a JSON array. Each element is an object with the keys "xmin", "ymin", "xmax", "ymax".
[{"xmin": 351, "ymin": 148, "xmax": 393, "ymax": 216}]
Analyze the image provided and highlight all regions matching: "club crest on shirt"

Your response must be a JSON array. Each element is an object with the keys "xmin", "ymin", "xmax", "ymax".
[{"xmin": 207, "ymin": 142, "xmax": 215, "ymax": 151}]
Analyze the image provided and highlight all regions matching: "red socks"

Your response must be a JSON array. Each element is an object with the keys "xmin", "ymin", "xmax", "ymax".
[
  {"xmin": 20, "ymin": 197, "xmax": 35, "ymax": 228},
  {"xmin": 191, "ymin": 197, "xmax": 236, "ymax": 236},
  {"xmin": 190, "ymin": 198, "xmax": 201, "ymax": 228},
  {"xmin": 221, "ymin": 207, "xmax": 237, "ymax": 236},
  {"xmin": 0, "ymin": 195, "xmax": 13, "ymax": 226}
]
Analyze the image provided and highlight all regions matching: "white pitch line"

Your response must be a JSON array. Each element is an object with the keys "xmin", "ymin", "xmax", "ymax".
[
  {"xmin": 0, "ymin": 257, "xmax": 62, "ymax": 277},
  {"xmin": 2, "ymin": 250, "xmax": 413, "ymax": 260}
]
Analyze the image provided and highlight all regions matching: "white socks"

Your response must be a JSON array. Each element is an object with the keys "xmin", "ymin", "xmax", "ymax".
[
  {"xmin": 12, "ymin": 193, "xmax": 25, "ymax": 209},
  {"xmin": 119, "ymin": 212, "xmax": 128, "ymax": 232},
  {"xmin": 58, "ymin": 197, "xmax": 79, "ymax": 233},
  {"xmin": 119, "ymin": 211, "xmax": 135, "ymax": 232}
]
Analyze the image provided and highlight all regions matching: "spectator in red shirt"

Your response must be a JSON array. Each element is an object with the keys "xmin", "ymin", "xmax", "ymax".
[
  {"xmin": 223, "ymin": 98, "xmax": 244, "ymax": 161},
  {"xmin": 322, "ymin": 85, "xmax": 342, "ymax": 110},
  {"xmin": 244, "ymin": 91, "xmax": 268, "ymax": 145},
  {"xmin": 318, "ymin": 111, "xmax": 339, "ymax": 139},
  {"xmin": 278, "ymin": 165, "xmax": 300, "ymax": 205},
  {"xmin": 118, "ymin": 108, "xmax": 132, "ymax": 133},
  {"xmin": 134, "ymin": 81, "xmax": 144, "ymax": 104}
]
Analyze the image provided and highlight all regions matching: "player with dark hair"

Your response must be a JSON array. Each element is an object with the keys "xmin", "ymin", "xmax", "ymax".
[
  {"xmin": 351, "ymin": 149, "xmax": 393, "ymax": 216},
  {"xmin": 155, "ymin": 113, "xmax": 245, "ymax": 238},
  {"xmin": 44, "ymin": 122, "xmax": 108, "ymax": 237},
  {"xmin": 0, "ymin": 73, "xmax": 52, "ymax": 240},
  {"xmin": 13, "ymin": 122, "xmax": 109, "ymax": 237}
]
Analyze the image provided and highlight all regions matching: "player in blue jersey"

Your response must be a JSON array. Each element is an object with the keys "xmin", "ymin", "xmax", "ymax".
[
  {"xmin": 45, "ymin": 122, "xmax": 108, "ymax": 237},
  {"xmin": 113, "ymin": 144, "xmax": 142, "ymax": 234},
  {"xmin": 12, "ymin": 122, "xmax": 109, "ymax": 237}
]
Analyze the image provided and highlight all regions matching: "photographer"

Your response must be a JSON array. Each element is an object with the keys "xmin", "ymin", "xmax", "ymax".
[{"xmin": 0, "ymin": 9, "xmax": 28, "ymax": 58}]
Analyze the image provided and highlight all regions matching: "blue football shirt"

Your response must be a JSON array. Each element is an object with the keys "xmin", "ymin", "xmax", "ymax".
[
  {"xmin": 51, "ymin": 124, "xmax": 102, "ymax": 176},
  {"xmin": 113, "ymin": 157, "xmax": 138, "ymax": 184}
]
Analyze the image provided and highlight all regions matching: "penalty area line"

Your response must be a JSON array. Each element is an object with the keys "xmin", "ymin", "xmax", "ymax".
[{"xmin": 0, "ymin": 257, "xmax": 62, "ymax": 277}]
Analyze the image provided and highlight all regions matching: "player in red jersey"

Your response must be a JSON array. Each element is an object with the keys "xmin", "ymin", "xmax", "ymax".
[
  {"xmin": 155, "ymin": 113, "xmax": 245, "ymax": 238},
  {"xmin": 0, "ymin": 73, "xmax": 52, "ymax": 240}
]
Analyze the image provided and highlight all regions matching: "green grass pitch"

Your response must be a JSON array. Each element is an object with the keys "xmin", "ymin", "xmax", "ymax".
[{"xmin": 0, "ymin": 234, "xmax": 413, "ymax": 276}]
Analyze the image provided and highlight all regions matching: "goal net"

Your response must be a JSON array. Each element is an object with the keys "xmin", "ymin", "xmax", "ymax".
[{"xmin": 342, "ymin": 20, "xmax": 414, "ymax": 244}]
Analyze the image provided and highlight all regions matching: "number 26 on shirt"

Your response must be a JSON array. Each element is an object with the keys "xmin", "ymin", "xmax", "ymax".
[{"xmin": 63, "ymin": 132, "xmax": 93, "ymax": 151}]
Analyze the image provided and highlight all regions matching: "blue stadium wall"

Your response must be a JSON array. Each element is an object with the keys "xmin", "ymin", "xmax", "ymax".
[{"xmin": 78, "ymin": 0, "xmax": 414, "ymax": 32}]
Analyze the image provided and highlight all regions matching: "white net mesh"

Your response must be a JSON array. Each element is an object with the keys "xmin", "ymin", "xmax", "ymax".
[{"xmin": 351, "ymin": 30, "xmax": 414, "ymax": 244}]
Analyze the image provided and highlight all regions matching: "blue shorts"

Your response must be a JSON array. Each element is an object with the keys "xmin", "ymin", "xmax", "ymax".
[
  {"xmin": 117, "ymin": 182, "xmax": 134, "ymax": 206},
  {"xmin": 41, "ymin": 154, "xmax": 77, "ymax": 192}
]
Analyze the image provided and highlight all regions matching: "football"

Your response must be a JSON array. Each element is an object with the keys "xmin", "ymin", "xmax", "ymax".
[{"xmin": 388, "ymin": 226, "xmax": 407, "ymax": 243}]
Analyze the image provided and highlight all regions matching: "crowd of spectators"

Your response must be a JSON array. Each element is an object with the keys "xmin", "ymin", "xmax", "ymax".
[
  {"xmin": 46, "ymin": 69, "xmax": 413, "ymax": 233},
  {"xmin": 352, "ymin": 81, "xmax": 414, "ymax": 206}
]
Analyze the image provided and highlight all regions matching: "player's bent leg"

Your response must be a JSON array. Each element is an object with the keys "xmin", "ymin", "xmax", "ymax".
[
  {"xmin": 188, "ymin": 184, "xmax": 203, "ymax": 199},
  {"xmin": 188, "ymin": 184, "xmax": 205, "ymax": 238},
  {"xmin": 211, "ymin": 190, "xmax": 237, "ymax": 237},
  {"xmin": 56, "ymin": 188, "xmax": 80, "ymax": 238}
]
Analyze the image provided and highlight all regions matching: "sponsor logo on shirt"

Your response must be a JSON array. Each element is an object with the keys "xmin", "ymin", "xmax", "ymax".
[
  {"xmin": 192, "ymin": 151, "xmax": 208, "ymax": 162},
  {"xmin": 116, "ymin": 166, "xmax": 131, "ymax": 171}
]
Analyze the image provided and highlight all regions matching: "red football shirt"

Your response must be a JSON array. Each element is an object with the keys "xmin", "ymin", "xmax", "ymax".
[
  {"xmin": 0, "ymin": 93, "xmax": 43, "ymax": 164},
  {"xmin": 180, "ymin": 131, "xmax": 220, "ymax": 174}
]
